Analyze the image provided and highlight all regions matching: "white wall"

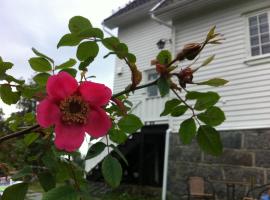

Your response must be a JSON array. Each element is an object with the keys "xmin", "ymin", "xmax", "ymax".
[{"xmin": 172, "ymin": 0, "xmax": 270, "ymax": 131}]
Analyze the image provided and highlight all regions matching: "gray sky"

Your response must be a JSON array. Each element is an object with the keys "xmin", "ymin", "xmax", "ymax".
[{"xmin": 0, "ymin": 0, "xmax": 129, "ymax": 116}]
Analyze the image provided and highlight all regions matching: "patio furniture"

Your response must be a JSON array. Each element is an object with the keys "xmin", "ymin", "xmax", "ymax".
[
  {"xmin": 243, "ymin": 183, "xmax": 270, "ymax": 200},
  {"xmin": 187, "ymin": 176, "xmax": 216, "ymax": 200}
]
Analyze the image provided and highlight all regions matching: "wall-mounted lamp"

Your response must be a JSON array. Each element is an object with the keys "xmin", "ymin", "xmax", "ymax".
[{"xmin": 156, "ymin": 38, "xmax": 172, "ymax": 50}]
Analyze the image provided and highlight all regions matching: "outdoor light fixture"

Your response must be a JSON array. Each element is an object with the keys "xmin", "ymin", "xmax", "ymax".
[{"xmin": 156, "ymin": 38, "xmax": 172, "ymax": 49}]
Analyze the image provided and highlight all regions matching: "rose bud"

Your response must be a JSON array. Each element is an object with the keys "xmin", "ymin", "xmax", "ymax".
[
  {"xmin": 178, "ymin": 67, "xmax": 194, "ymax": 88},
  {"xmin": 177, "ymin": 43, "xmax": 202, "ymax": 61}
]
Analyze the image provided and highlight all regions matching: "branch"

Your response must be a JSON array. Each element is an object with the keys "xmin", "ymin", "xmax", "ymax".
[
  {"xmin": 0, "ymin": 124, "xmax": 40, "ymax": 144},
  {"xmin": 112, "ymin": 79, "xmax": 158, "ymax": 98}
]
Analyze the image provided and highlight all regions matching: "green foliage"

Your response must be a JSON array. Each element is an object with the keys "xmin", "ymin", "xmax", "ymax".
[
  {"xmin": 69, "ymin": 16, "xmax": 92, "ymax": 34},
  {"xmin": 201, "ymin": 55, "xmax": 215, "ymax": 67},
  {"xmin": 109, "ymin": 144, "xmax": 128, "ymax": 165},
  {"xmin": 77, "ymin": 27, "xmax": 104, "ymax": 39},
  {"xmin": 24, "ymin": 132, "xmax": 39, "ymax": 146},
  {"xmin": 186, "ymin": 91, "xmax": 220, "ymax": 111},
  {"xmin": 12, "ymin": 166, "xmax": 32, "ymax": 180},
  {"xmin": 126, "ymin": 53, "xmax": 136, "ymax": 63},
  {"xmin": 102, "ymin": 37, "xmax": 120, "ymax": 51},
  {"xmin": 57, "ymin": 34, "xmax": 81, "ymax": 48},
  {"xmin": 0, "ymin": 85, "xmax": 20, "ymax": 105},
  {"xmin": 55, "ymin": 58, "xmax": 77, "ymax": 70},
  {"xmin": 157, "ymin": 77, "xmax": 170, "ymax": 97},
  {"xmin": 197, "ymin": 78, "xmax": 228, "ymax": 87},
  {"xmin": 33, "ymin": 73, "xmax": 50, "ymax": 86},
  {"xmin": 60, "ymin": 68, "xmax": 77, "ymax": 77},
  {"xmin": 29, "ymin": 57, "xmax": 52, "ymax": 72},
  {"xmin": 118, "ymin": 114, "xmax": 143, "ymax": 134},
  {"xmin": 197, "ymin": 106, "xmax": 225, "ymax": 126},
  {"xmin": 42, "ymin": 185, "xmax": 78, "ymax": 200},
  {"xmin": 171, "ymin": 105, "xmax": 188, "ymax": 117},
  {"xmin": 197, "ymin": 125, "xmax": 223, "ymax": 156},
  {"xmin": 156, "ymin": 50, "xmax": 172, "ymax": 65},
  {"xmin": 179, "ymin": 118, "xmax": 196, "ymax": 144},
  {"xmin": 2, "ymin": 183, "xmax": 28, "ymax": 200},
  {"xmin": 38, "ymin": 171, "xmax": 56, "ymax": 192},
  {"xmin": 76, "ymin": 41, "xmax": 99, "ymax": 61},
  {"xmin": 32, "ymin": 48, "xmax": 54, "ymax": 64},
  {"xmin": 102, "ymin": 155, "xmax": 122, "ymax": 188},
  {"xmin": 109, "ymin": 129, "xmax": 128, "ymax": 144},
  {"xmin": 160, "ymin": 98, "xmax": 181, "ymax": 116},
  {"xmin": 85, "ymin": 142, "xmax": 106, "ymax": 160}
]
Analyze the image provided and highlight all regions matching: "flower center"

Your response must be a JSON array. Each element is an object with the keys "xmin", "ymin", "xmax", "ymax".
[{"xmin": 59, "ymin": 95, "xmax": 89, "ymax": 125}]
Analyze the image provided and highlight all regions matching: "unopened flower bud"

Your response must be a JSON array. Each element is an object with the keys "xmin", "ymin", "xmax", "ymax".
[
  {"xmin": 178, "ymin": 67, "xmax": 194, "ymax": 88},
  {"xmin": 156, "ymin": 64, "xmax": 168, "ymax": 76},
  {"xmin": 177, "ymin": 43, "xmax": 202, "ymax": 61}
]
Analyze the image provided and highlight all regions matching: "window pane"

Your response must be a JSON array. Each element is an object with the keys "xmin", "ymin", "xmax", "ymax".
[
  {"xmin": 261, "ymin": 34, "xmax": 270, "ymax": 44},
  {"xmin": 147, "ymin": 85, "xmax": 158, "ymax": 97},
  {"xmin": 262, "ymin": 44, "xmax": 270, "ymax": 54},
  {"xmin": 249, "ymin": 16, "xmax": 257, "ymax": 26},
  {"xmin": 259, "ymin": 13, "xmax": 268, "ymax": 24},
  {"xmin": 148, "ymin": 73, "xmax": 158, "ymax": 81},
  {"xmin": 251, "ymin": 46, "xmax": 260, "ymax": 56},
  {"xmin": 260, "ymin": 23, "xmax": 269, "ymax": 33},
  {"xmin": 250, "ymin": 26, "xmax": 258, "ymax": 36},
  {"xmin": 251, "ymin": 36, "xmax": 259, "ymax": 46}
]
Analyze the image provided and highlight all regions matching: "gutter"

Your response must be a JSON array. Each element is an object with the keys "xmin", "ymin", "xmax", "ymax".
[
  {"xmin": 162, "ymin": 128, "xmax": 171, "ymax": 200},
  {"xmin": 101, "ymin": 21, "xmax": 116, "ymax": 37},
  {"xmin": 149, "ymin": 0, "xmax": 173, "ymax": 29}
]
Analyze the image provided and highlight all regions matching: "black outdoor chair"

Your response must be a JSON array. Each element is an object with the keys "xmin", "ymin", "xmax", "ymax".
[
  {"xmin": 243, "ymin": 183, "xmax": 270, "ymax": 200},
  {"xmin": 186, "ymin": 176, "xmax": 216, "ymax": 200}
]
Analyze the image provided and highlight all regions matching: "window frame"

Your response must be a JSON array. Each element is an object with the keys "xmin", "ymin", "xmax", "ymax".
[{"xmin": 246, "ymin": 9, "xmax": 270, "ymax": 57}]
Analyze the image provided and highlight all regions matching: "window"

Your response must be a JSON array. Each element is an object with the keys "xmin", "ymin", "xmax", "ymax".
[
  {"xmin": 146, "ymin": 70, "xmax": 159, "ymax": 97},
  {"xmin": 248, "ymin": 12, "xmax": 270, "ymax": 56}
]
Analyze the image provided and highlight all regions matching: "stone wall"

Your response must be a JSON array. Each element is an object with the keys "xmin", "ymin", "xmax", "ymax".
[{"xmin": 167, "ymin": 128, "xmax": 270, "ymax": 200}]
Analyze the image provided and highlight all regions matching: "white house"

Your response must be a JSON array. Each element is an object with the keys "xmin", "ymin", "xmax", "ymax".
[{"xmin": 101, "ymin": 0, "xmax": 270, "ymax": 199}]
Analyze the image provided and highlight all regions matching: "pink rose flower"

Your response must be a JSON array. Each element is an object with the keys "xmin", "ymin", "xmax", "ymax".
[{"xmin": 36, "ymin": 72, "xmax": 112, "ymax": 152}]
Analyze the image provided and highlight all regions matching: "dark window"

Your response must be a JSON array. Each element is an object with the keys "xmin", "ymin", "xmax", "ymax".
[{"xmin": 146, "ymin": 70, "xmax": 159, "ymax": 97}]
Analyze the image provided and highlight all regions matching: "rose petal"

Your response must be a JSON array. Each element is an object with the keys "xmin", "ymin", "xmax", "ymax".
[
  {"xmin": 84, "ymin": 106, "xmax": 112, "ymax": 138},
  {"xmin": 36, "ymin": 98, "xmax": 60, "ymax": 128},
  {"xmin": 54, "ymin": 123, "xmax": 85, "ymax": 152},
  {"xmin": 47, "ymin": 72, "xmax": 78, "ymax": 100},
  {"xmin": 79, "ymin": 81, "xmax": 112, "ymax": 106}
]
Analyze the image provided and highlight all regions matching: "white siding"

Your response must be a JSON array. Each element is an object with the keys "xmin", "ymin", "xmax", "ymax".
[
  {"xmin": 172, "ymin": 0, "xmax": 270, "ymax": 131},
  {"xmin": 113, "ymin": 18, "xmax": 171, "ymax": 123}
]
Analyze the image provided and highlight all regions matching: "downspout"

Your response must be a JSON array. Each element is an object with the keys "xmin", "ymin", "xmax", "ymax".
[
  {"xmin": 162, "ymin": 128, "xmax": 171, "ymax": 200},
  {"xmin": 150, "ymin": 1, "xmax": 174, "ymax": 200}
]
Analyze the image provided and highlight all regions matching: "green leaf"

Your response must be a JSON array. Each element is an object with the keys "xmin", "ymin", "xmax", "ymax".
[
  {"xmin": 197, "ymin": 106, "xmax": 225, "ymax": 126},
  {"xmin": 32, "ymin": 48, "xmax": 54, "ymax": 63},
  {"xmin": 0, "ymin": 85, "xmax": 20, "ymax": 105},
  {"xmin": 126, "ymin": 53, "xmax": 136, "ymax": 63},
  {"xmin": 57, "ymin": 33, "xmax": 81, "ymax": 48},
  {"xmin": 118, "ymin": 114, "xmax": 143, "ymax": 134},
  {"xmin": 157, "ymin": 50, "xmax": 172, "ymax": 65},
  {"xmin": 160, "ymin": 98, "xmax": 181, "ymax": 116},
  {"xmin": 2, "ymin": 183, "xmax": 28, "ymax": 200},
  {"xmin": 60, "ymin": 68, "xmax": 77, "ymax": 77},
  {"xmin": 197, "ymin": 125, "xmax": 223, "ymax": 156},
  {"xmin": 197, "ymin": 78, "xmax": 229, "ymax": 87},
  {"xmin": 69, "ymin": 16, "xmax": 92, "ymax": 34},
  {"xmin": 42, "ymin": 185, "xmax": 78, "ymax": 200},
  {"xmin": 179, "ymin": 118, "xmax": 196, "ymax": 144},
  {"xmin": 20, "ymin": 85, "xmax": 40, "ymax": 98},
  {"xmin": 4, "ymin": 75, "xmax": 25, "ymax": 84},
  {"xmin": 171, "ymin": 105, "xmax": 188, "ymax": 117},
  {"xmin": 102, "ymin": 155, "xmax": 122, "ymax": 188},
  {"xmin": 157, "ymin": 77, "xmax": 170, "ymax": 97},
  {"xmin": 55, "ymin": 59, "xmax": 77, "ymax": 70},
  {"xmin": 194, "ymin": 92, "xmax": 220, "ymax": 111},
  {"xmin": 24, "ymin": 132, "xmax": 39, "ymax": 146},
  {"xmin": 38, "ymin": 171, "xmax": 56, "ymax": 192},
  {"xmin": 201, "ymin": 55, "xmax": 215, "ymax": 67},
  {"xmin": 109, "ymin": 144, "xmax": 128, "ymax": 166},
  {"xmin": 207, "ymin": 26, "xmax": 216, "ymax": 40},
  {"xmin": 102, "ymin": 37, "xmax": 120, "ymax": 50},
  {"xmin": 115, "ymin": 43, "xmax": 128, "ymax": 59},
  {"xmin": 186, "ymin": 91, "xmax": 220, "ymax": 111},
  {"xmin": 78, "ymin": 57, "xmax": 95, "ymax": 71},
  {"xmin": 0, "ymin": 59, "xmax": 13, "ymax": 79},
  {"xmin": 77, "ymin": 27, "xmax": 104, "ymax": 39},
  {"xmin": 11, "ymin": 166, "xmax": 32, "ymax": 180},
  {"xmin": 76, "ymin": 41, "xmax": 99, "ymax": 61},
  {"xmin": 29, "ymin": 57, "xmax": 52, "ymax": 72},
  {"xmin": 109, "ymin": 129, "xmax": 128, "ymax": 144},
  {"xmin": 85, "ymin": 142, "xmax": 106, "ymax": 160},
  {"xmin": 33, "ymin": 73, "xmax": 50, "ymax": 85}
]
